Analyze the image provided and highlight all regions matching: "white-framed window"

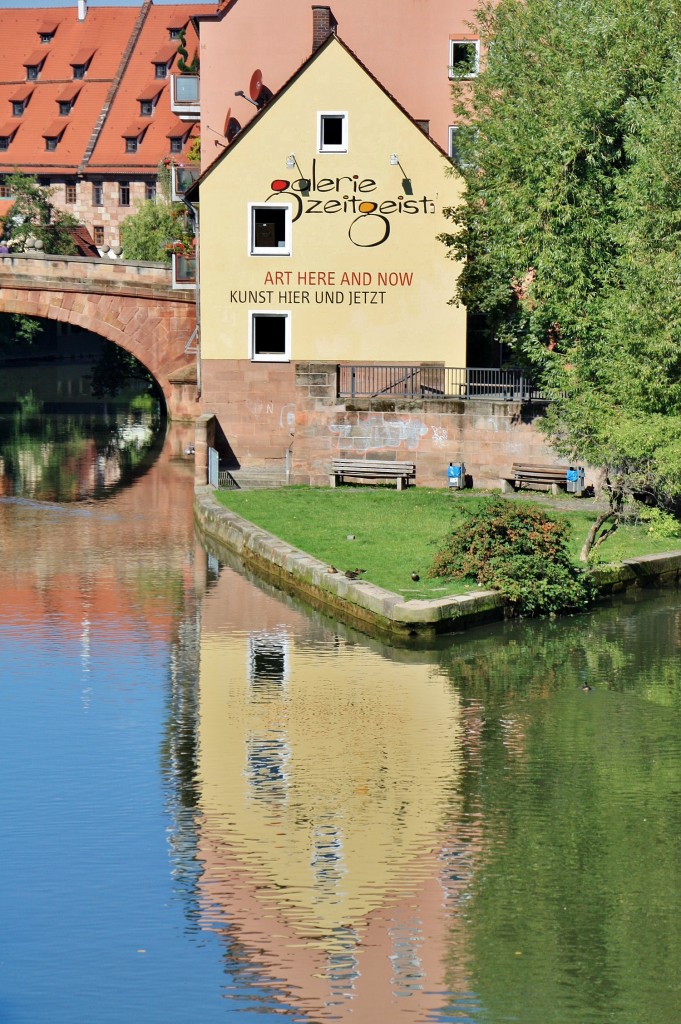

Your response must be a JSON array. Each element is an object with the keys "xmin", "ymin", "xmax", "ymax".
[
  {"xmin": 317, "ymin": 111, "xmax": 348, "ymax": 153},
  {"xmin": 249, "ymin": 310, "xmax": 291, "ymax": 362},
  {"xmin": 449, "ymin": 39, "xmax": 480, "ymax": 79},
  {"xmin": 448, "ymin": 124, "xmax": 477, "ymax": 168},
  {"xmin": 248, "ymin": 203, "xmax": 292, "ymax": 256}
]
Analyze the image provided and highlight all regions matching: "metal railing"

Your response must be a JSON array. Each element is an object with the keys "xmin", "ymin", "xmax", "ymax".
[{"xmin": 338, "ymin": 365, "xmax": 551, "ymax": 402}]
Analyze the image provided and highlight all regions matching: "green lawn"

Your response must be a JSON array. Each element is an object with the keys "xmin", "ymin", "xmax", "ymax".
[{"xmin": 213, "ymin": 486, "xmax": 681, "ymax": 600}]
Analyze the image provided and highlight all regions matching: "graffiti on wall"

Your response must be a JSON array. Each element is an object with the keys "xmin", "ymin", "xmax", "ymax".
[
  {"xmin": 431, "ymin": 426, "xmax": 448, "ymax": 448},
  {"xmin": 329, "ymin": 417, "xmax": 429, "ymax": 452}
]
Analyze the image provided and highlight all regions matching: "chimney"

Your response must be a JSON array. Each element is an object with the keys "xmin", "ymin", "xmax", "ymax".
[
  {"xmin": 312, "ymin": 6, "xmax": 337, "ymax": 52},
  {"xmin": 77, "ymin": 0, "xmax": 87, "ymax": 21}
]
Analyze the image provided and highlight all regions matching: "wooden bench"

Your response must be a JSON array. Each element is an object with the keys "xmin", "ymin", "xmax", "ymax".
[
  {"xmin": 502, "ymin": 463, "xmax": 570, "ymax": 494},
  {"xmin": 330, "ymin": 458, "xmax": 416, "ymax": 490}
]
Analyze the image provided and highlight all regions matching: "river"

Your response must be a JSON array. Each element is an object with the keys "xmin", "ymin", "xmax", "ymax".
[{"xmin": 1, "ymin": 404, "xmax": 681, "ymax": 1024}]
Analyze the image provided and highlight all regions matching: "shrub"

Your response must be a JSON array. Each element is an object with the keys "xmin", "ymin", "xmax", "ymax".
[
  {"xmin": 428, "ymin": 498, "xmax": 596, "ymax": 616},
  {"xmin": 638, "ymin": 506, "xmax": 681, "ymax": 540}
]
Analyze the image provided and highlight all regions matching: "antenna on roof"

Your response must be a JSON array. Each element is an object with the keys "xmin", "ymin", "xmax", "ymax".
[{"xmin": 235, "ymin": 90, "xmax": 259, "ymax": 109}]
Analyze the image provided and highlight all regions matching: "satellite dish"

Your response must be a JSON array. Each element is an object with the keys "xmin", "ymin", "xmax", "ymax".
[
  {"xmin": 226, "ymin": 116, "xmax": 242, "ymax": 143},
  {"xmin": 249, "ymin": 69, "xmax": 263, "ymax": 101}
]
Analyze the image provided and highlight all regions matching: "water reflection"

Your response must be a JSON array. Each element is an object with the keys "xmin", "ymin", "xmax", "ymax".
[
  {"xmin": 0, "ymin": 393, "xmax": 163, "ymax": 500},
  {"xmin": 193, "ymin": 564, "xmax": 469, "ymax": 1021},
  {"xmin": 2, "ymin": 401, "xmax": 681, "ymax": 1023}
]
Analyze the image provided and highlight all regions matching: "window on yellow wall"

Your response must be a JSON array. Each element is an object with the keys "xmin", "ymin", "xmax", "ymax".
[
  {"xmin": 250, "ymin": 311, "xmax": 291, "ymax": 362},
  {"xmin": 318, "ymin": 111, "xmax": 347, "ymax": 153},
  {"xmin": 249, "ymin": 203, "xmax": 291, "ymax": 256}
]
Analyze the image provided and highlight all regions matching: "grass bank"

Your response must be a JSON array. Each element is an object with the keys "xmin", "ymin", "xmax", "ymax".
[{"xmin": 213, "ymin": 487, "xmax": 681, "ymax": 600}]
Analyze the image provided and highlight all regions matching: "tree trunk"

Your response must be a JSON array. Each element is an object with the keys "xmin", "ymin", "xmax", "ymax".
[{"xmin": 580, "ymin": 510, "xmax": 613, "ymax": 562}]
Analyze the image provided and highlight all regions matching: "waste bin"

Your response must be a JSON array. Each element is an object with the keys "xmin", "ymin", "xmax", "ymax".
[
  {"xmin": 566, "ymin": 466, "xmax": 585, "ymax": 495},
  {"xmin": 447, "ymin": 462, "xmax": 466, "ymax": 489}
]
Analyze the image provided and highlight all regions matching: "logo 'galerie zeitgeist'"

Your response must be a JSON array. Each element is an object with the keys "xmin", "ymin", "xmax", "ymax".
[{"xmin": 267, "ymin": 160, "xmax": 436, "ymax": 248}]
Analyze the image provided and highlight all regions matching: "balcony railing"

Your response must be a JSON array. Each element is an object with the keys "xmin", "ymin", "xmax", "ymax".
[
  {"xmin": 170, "ymin": 74, "xmax": 200, "ymax": 119},
  {"xmin": 338, "ymin": 365, "xmax": 552, "ymax": 402}
]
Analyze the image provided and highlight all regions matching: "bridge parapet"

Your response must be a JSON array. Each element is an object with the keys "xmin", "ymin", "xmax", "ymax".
[{"xmin": 0, "ymin": 253, "xmax": 194, "ymax": 302}]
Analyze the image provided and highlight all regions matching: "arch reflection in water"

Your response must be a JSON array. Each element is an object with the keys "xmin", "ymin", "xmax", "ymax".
[{"xmin": 194, "ymin": 562, "xmax": 475, "ymax": 1022}]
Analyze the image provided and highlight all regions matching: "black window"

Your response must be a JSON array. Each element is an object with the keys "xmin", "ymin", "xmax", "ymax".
[
  {"xmin": 12, "ymin": 101, "xmax": 24, "ymax": 117},
  {"xmin": 26, "ymin": 66, "xmax": 39, "ymax": 81},
  {"xmin": 252, "ymin": 313, "xmax": 288, "ymax": 357},
  {"xmin": 0, "ymin": 137, "xmax": 10, "ymax": 151},
  {"xmin": 145, "ymin": 182, "xmax": 156, "ymax": 202},
  {"xmin": 119, "ymin": 181, "xmax": 130, "ymax": 206},
  {"xmin": 321, "ymin": 115, "xmax": 343, "ymax": 147},
  {"xmin": 125, "ymin": 138, "xmax": 138, "ymax": 153},
  {"xmin": 45, "ymin": 137, "xmax": 58, "ymax": 152},
  {"xmin": 154, "ymin": 63, "xmax": 167, "ymax": 79},
  {"xmin": 73, "ymin": 65, "xmax": 86, "ymax": 80},
  {"xmin": 140, "ymin": 100, "xmax": 153, "ymax": 117},
  {"xmin": 59, "ymin": 101, "xmax": 71, "ymax": 116},
  {"xmin": 92, "ymin": 182, "xmax": 103, "ymax": 205},
  {"xmin": 169, "ymin": 137, "xmax": 183, "ymax": 153}
]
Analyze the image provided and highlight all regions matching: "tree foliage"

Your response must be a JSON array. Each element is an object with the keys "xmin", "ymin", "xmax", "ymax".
[
  {"xmin": 119, "ymin": 200, "xmax": 184, "ymax": 263},
  {"xmin": 0, "ymin": 172, "xmax": 79, "ymax": 254},
  {"xmin": 443, "ymin": 0, "xmax": 681, "ymax": 552}
]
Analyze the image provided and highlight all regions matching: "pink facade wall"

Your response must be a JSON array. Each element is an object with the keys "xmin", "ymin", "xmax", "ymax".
[{"xmin": 197, "ymin": 0, "xmax": 479, "ymax": 167}]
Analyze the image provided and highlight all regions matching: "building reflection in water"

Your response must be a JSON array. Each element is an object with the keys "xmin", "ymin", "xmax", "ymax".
[{"xmin": 189, "ymin": 556, "xmax": 482, "ymax": 1022}]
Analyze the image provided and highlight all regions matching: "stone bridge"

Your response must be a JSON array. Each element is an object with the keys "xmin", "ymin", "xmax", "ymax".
[{"xmin": 0, "ymin": 253, "xmax": 198, "ymax": 420}]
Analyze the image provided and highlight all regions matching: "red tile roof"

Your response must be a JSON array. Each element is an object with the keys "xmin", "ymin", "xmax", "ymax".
[
  {"xmin": 0, "ymin": 3, "xmax": 201, "ymax": 180},
  {"xmin": 87, "ymin": 4, "xmax": 200, "ymax": 175}
]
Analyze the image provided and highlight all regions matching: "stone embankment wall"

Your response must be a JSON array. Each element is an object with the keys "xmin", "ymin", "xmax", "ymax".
[{"xmin": 194, "ymin": 489, "xmax": 681, "ymax": 643}]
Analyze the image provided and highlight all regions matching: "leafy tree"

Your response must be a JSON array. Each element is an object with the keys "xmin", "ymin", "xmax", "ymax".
[
  {"xmin": 442, "ymin": 0, "xmax": 681, "ymax": 556},
  {"xmin": 0, "ymin": 313, "xmax": 42, "ymax": 349},
  {"xmin": 119, "ymin": 200, "xmax": 183, "ymax": 263},
  {"xmin": 0, "ymin": 172, "xmax": 79, "ymax": 254}
]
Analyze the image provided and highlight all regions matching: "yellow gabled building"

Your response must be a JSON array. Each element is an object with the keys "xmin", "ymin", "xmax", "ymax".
[{"xmin": 193, "ymin": 33, "xmax": 466, "ymax": 468}]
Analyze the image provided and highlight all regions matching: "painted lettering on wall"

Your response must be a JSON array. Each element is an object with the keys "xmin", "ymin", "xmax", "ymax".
[
  {"xmin": 229, "ymin": 270, "xmax": 413, "ymax": 306},
  {"xmin": 329, "ymin": 417, "xmax": 429, "ymax": 452},
  {"xmin": 267, "ymin": 160, "xmax": 436, "ymax": 248}
]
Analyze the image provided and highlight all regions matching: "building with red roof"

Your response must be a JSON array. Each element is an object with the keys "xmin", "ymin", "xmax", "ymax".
[{"xmin": 0, "ymin": 0, "xmax": 202, "ymax": 251}]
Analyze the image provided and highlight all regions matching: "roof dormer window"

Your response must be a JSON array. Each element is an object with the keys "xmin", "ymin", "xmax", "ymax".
[
  {"xmin": 166, "ymin": 122, "xmax": 189, "ymax": 154},
  {"xmin": 38, "ymin": 21, "xmax": 58, "ymax": 44},
  {"xmin": 70, "ymin": 48, "xmax": 94, "ymax": 80},
  {"xmin": 12, "ymin": 101, "xmax": 25, "ymax": 117},
  {"xmin": 56, "ymin": 84, "xmax": 80, "ymax": 117},
  {"xmin": 136, "ymin": 83, "xmax": 163, "ymax": 117},
  {"xmin": 0, "ymin": 125, "xmax": 18, "ymax": 151},
  {"xmin": 122, "ymin": 123, "xmax": 147, "ymax": 154},
  {"xmin": 43, "ymin": 121, "xmax": 66, "ymax": 151},
  {"xmin": 152, "ymin": 42, "xmax": 177, "ymax": 79},
  {"xmin": 24, "ymin": 52, "xmax": 46, "ymax": 82}
]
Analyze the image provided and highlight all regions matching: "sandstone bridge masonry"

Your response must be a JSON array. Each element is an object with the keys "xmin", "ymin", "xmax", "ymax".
[{"xmin": 0, "ymin": 253, "xmax": 198, "ymax": 421}]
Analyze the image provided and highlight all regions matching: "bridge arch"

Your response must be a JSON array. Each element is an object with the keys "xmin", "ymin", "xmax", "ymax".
[{"xmin": 0, "ymin": 253, "xmax": 199, "ymax": 421}]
